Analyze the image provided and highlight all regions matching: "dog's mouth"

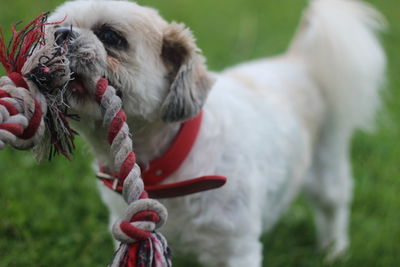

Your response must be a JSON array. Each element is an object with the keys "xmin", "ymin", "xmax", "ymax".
[
  {"xmin": 68, "ymin": 71, "xmax": 121, "ymax": 100},
  {"xmin": 69, "ymin": 72, "xmax": 88, "ymax": 96},
  {"xmin": 63, "ymin": 46, "xmax": 119, "ymax": 99}
]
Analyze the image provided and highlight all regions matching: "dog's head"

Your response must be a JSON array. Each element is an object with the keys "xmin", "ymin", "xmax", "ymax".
[{"xmin": 48, "ymin": 0, "xmax": 214, "ymax": 122}]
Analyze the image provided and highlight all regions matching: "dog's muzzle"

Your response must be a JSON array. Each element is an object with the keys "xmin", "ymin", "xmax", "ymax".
[{"xmin": 54, "ymin": 28, "xmax": 79, "ymax": 46}]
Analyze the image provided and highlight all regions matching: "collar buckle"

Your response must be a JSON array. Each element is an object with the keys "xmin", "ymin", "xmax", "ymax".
[{"xmin": 96, "ymin": 171, "xmax": 116, "ymax": 180}]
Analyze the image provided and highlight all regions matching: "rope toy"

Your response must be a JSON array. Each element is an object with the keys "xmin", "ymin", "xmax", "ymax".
[
  {"xmin": 0, "ymin": 14, "xmax": 49, "ymax": 152},
  {"xmin": 0, "ymin": 14, "xmax": 172, "ymax": 267},
  {"xmin": 95, "ymin": 78, "xmax": 171, "ymax": 266},
  {"xmin": 0, "ymin": 13, "xmax": 76, "ymax": 159}
]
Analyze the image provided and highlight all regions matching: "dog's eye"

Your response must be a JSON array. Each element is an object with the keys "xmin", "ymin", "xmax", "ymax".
[{"xmin": 95, "ymin": 27, "xmax": 128, "ymax": 49}]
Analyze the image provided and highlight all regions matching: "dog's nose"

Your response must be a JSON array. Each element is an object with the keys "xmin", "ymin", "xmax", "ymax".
[{"xmin": 54, "ymin": 28, "xmax": 78, "ymax": 45}]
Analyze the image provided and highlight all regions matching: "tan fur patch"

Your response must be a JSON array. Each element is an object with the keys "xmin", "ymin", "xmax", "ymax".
[
  {"xmin": 107, "ymin": 56, "xmax": 120, "ymax": 71},
  {"xmin": 229, "ymin": 72, "xmax": 264, "ymax": 93}
]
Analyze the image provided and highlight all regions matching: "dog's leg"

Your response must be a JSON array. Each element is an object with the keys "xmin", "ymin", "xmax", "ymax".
[
  {"xmin": 97, "ymin": 181, "xmax": 127, "ymax": 248},
  {"xmin": 195, "ymin": 232, "xmax": 263, "ymax": 267},
  {"xmin": 163, "ymin": 188, "xmax": 264, "ymax": 267},
  {"xmin": 292, "ymin": 0, "xmax": 385, "ymax": 261},
  {"xmin": 304, "ymin": 128, "xmax": 353, "ymax": 260}
]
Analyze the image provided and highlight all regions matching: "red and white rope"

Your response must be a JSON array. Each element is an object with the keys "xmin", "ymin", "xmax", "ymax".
[
  {"xmin": 0, "ymin": 74, "xmax": 171, "ymax": 266},
  {"xmin": 94, "ymin": 78, "xmax": 170, "ymax": 267},
  {"xmin": 0, "ymin": 74, "xmax": 46, "ymax": 150},
  {"xmin": 1, "ymin": 14, "xmax": 171, "ymax": 266}
]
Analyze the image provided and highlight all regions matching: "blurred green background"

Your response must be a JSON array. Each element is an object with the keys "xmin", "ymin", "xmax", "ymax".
[{"xmin": 0, "ymin": 0, "xmax": 399, "ymax": 266}]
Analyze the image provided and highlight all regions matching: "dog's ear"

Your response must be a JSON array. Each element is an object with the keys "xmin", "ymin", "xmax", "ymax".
[{"xmin": 161, "ymin": 23, "xmax": 214, "ymax": 123}]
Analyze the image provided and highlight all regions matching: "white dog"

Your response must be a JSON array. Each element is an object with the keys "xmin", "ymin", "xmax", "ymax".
[{"xmin": 47, "ymin": 0, "xmax": 386, "ymax": 266}]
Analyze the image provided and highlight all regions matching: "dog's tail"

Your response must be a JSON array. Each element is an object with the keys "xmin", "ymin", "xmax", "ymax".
[{"xmin": 288, "ymin": 0, "xmax": 386, "ymax": 131}]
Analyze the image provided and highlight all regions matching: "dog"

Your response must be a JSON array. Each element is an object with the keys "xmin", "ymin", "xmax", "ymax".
[{"xmin": 47, "ymin": 0, "xmax": 386, "ymax": 265}]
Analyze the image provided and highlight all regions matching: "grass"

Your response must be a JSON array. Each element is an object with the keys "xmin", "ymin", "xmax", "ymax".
[{"xmin": 0, "ymin": 0, "xmax": 399, "ymax": 266}]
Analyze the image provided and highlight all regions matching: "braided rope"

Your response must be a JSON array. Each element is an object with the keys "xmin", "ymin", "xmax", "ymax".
[
  {"xmin": 0, "ymin": 75, "xmax": 46, "ymax": 150},
  {"xmin": 0, "ymin": 74, "xmax": 172, "ymax": 266},
  {"xmin": 94, "ymin": 78, "xmax": 171, "ymax": 267},
  {"xmin": 1, "ymin": 13, "xmax": 172, "ymax": 266}
]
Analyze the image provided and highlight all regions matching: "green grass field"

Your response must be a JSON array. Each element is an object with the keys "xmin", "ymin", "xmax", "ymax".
[{"xmin": 1, "ymin": 0, "xmax": 399, "ymax": 266}]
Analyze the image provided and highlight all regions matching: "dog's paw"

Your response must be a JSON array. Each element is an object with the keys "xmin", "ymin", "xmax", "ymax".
[{"xmin": 323, "ymin": 240, "xmax": 349, "ymax": 263}]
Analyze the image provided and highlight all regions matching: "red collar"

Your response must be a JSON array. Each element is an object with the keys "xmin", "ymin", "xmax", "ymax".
[{"xmin": 98, "ymin": 111, "xmax": 227, "ymax": 198}]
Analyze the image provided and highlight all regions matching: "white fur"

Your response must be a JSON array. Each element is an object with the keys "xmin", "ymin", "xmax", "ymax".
[{"xmin": 50, "ymin": 0, "xmax": 386, "ymax": 266}]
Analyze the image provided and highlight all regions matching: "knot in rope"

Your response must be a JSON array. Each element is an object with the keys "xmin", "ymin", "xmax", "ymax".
[
  {"xmin": 0, "ymin": 74, "xmax": 46, "ymax": 150},
  {"xmin": 112, "ymin": 198, "xmax": 167, "ymax": 243}
]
